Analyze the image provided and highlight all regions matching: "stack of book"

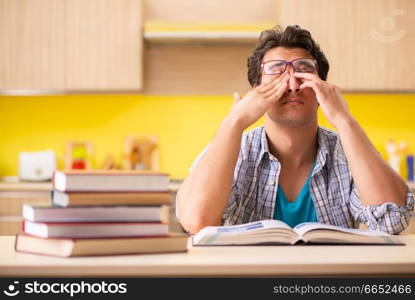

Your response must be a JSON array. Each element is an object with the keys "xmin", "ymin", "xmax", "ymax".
[{"xmin": 15, "ymin": 170, "xmax": 188, "ymax": 257}]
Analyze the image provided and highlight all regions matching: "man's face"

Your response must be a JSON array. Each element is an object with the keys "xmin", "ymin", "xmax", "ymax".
[{"xmin": 261, "ymin": 47, "xmax": 319, "ymax": 127}]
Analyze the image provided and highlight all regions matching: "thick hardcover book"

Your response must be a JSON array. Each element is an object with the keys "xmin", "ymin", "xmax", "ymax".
[
  {"xmin": 52, "ymin": 190, "xmax": 171, "ymax": 207},
  {"xmin": 53, "ymin": 170, "xmax": 169, "ymax": 192},
  {"xmin": 15, "ymin": 233, "xmax": 188, "ymax": 257},
  {"xmin": 23, "ymin": 220, "xmax": 169, "ymax": 238},
  {"xmin": 192, "ymin": 220, "xmax": 403, "ymax": 246},
  {"xmin": 23, "ymin": 203, "xmax": 170, "ymax": 223}
]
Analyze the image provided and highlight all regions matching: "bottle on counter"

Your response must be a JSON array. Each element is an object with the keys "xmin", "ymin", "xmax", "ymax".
[{"xmin": 407, "ymin": 154, "xmax": 414, "ymax": 182}]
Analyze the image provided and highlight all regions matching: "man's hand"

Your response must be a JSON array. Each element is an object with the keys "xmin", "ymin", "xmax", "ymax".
[
  {"xmin": 178, "ymin": 72, "xmax": 290, "ymax": 234},
  {"xmin": 294, "ymin": 72, "xmax": 352, "ymax": 129},
  {"xmin": 294, "ymin": 72, "xmax": 409, "ymax": 210},
  {"xmin": 230, "ymin": 72, "xmax": 289, "ymax": 130}
]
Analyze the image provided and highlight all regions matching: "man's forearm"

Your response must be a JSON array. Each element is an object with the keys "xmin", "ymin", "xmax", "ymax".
[
  {"xmin": 178, "ymin": 115, "xmax": 245, "ymax": 233},
  {"xmin": 178, "ymin": 77, "xmax": 289, "ymax": 234},
  {"xmin": 336, "ymin": 117, "xmax": 408, "ymax": 206}
]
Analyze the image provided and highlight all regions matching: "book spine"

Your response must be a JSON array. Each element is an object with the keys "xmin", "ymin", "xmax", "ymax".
[{"xmin": 51, "ymin": 170, "xmax": 56, "ymax": 188}]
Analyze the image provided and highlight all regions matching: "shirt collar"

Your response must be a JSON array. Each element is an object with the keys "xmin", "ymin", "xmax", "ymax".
[
  {"xmin": 259, "ymin": 126, "xmax": 271, "ymax": 159},
  {"xmin": 314, "ymin": 127, "xmax": 330, "ymax": 174},
  {"xmin": 259, "ymin": 126, "xmax": 332, "ymax": 172}
]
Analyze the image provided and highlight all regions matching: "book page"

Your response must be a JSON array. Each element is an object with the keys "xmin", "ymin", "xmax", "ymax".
[
  {"xmin": 192, "ymin": 220, "xmax": 294, "ymax": 245},
  {"xmin": 215, "ymin": 220, "xmax": 292, "ymax": 233},
  {"xmin": 293, "ymin": 222, "xmax": 390, "ymax": 238}
]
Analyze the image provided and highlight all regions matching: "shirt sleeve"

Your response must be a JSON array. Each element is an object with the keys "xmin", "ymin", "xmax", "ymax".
[{"xmin": 349, "ymin": 181, "xmax": 414, "ymax": 235}]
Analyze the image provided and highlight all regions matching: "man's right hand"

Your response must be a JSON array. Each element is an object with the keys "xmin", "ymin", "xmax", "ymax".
[
  {"xmin": 230, "ymin": 71, "xmax": 290, "ymax": 130},
  {"xmin": 178, "ymin": 72, "xmax": 289, "ymax": 234}
]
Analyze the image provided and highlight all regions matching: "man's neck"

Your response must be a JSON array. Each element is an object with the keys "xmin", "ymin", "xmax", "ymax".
[{"xmin": 264, "ymin": 118, "xmax": 318, "ymax": 168}]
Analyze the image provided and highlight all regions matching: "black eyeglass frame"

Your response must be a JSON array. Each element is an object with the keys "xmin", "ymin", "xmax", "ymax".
[{"xmin": 261, "ymin": 58, "xmax": 318, "ymax": 75}]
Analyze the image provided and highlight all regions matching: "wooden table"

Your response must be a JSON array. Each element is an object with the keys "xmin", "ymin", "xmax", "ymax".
[{"xmin": 1, "ymin": 235, "xmax": 415, "ymax": 277}]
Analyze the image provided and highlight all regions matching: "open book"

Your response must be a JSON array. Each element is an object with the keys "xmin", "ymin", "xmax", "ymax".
[{"xmin": 192, "ymin": 220, "xmax": 404, "ymax": 246}]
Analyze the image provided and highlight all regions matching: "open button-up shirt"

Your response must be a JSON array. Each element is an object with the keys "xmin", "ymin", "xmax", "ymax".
[{"xmin": 177, "ymin": 126, "xmax": 414, "ymax": 234}]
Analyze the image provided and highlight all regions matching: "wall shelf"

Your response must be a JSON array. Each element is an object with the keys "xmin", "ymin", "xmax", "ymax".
[
  {"xmin": 143, "ymin": 22, "xmax": 271, "ymax": 43},
  {"xmin": 144, "ymin": 31, "xmax": 259, "ymax": 43}
]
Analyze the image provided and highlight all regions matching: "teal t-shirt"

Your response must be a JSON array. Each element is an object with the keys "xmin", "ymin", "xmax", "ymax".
[{"xmin": 273, "ymin": 162, "xmax": 318, "ymax": 227}]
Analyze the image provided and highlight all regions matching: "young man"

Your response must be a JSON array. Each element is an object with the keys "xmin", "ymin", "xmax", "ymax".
[{"xmin": 177, "ymin": 25, "xmax": 414, "ymax": 235}]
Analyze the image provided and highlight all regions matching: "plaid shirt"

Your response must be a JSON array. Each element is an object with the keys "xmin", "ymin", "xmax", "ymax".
[{"xmin": 178, "ymin": 126, "xmax": 414, "ymax": 234}]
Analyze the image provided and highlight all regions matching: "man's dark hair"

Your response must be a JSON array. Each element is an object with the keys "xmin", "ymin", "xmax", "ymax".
[{"xmin": 247, "ymin": 25, "xmax": 329, "ymax": 87}]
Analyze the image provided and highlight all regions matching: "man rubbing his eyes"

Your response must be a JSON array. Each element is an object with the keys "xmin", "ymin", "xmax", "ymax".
[{"xmin": 177, "ymin": 25, "xmax": 414, "ymax": 235}]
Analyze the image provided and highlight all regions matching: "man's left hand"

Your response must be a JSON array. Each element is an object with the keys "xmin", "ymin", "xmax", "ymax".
[{"xmin": 294, "ymin": 72, "xmax": 352, "ymax": 129}]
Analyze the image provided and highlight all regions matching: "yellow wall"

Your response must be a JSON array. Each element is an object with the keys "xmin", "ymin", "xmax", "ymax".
[{"xmin": 0, "ymin": 94, "xmax": 414, "ymax": 179}]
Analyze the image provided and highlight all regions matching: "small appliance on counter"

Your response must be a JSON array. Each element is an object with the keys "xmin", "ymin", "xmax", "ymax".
[{"xmin": 18, "ymin": 149, "xmax": 56, "ymax": 182}]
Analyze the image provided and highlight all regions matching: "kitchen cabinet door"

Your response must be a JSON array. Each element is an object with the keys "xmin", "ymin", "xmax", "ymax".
[
  {"xmin": 0, "ymin": 0, "xmax": 65, "ymax": 91},
  {"xmin": 0, "ymin": 0, "xmax": 142, "ymax": 93},
  {"xmin": 65, "ymin": 0, "xmax": 143, "ymax": 91},
  {"xmin": 280, "ymin": 0, "xmax": 415, "ymax": 91}
]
